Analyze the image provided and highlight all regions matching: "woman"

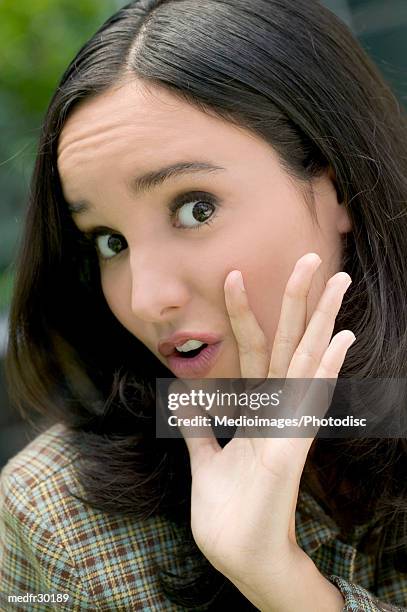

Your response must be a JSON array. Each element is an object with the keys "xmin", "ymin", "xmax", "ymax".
[{"xmin": 1, "ymin": 0, "xmax": 407, "ymax": 609}]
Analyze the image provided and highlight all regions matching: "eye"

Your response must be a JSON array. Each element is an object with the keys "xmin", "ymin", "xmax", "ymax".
[
  {"xmin": 171, "ymin": 191, "xmax": 219, "ymax": 229},
  {"xmin": 94, "ymin": 233, "xmax": 128, "ymax": 260},
  {"xmin": 81, "ymin": 191, "xmax": 220, "ymax": 262}
]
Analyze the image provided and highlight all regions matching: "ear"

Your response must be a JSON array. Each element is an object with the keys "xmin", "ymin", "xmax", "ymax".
[{"xmin": 327, "ymin": 166, "xmax": 352, "ymax": 234}]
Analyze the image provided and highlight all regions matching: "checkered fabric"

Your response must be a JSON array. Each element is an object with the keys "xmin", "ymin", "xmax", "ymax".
[{"xmin": 0, "ymin": 423, "xmax": 406, "ymax": 611}]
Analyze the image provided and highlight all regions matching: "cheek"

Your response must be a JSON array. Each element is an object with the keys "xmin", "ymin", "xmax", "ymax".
[
  {"xmin": 101, "ymin": 271, "xmax": 131, "ymax": 327},
  {"xmin": 232, "ymin": 231, "xmax": 319, "ymax": 349},
  {"xmin": 242, "ymin": 266, "xmax": 286, "ymax": 351}
]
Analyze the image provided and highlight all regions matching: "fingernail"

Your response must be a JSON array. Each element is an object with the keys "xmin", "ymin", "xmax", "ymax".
[{"xmin": 229, "ymin": 270, "xmax": 245, "ymax": 291}]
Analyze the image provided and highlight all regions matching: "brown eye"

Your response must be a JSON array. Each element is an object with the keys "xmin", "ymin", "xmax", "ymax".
[
  {"xmin": 175, "ymin": 199, "xmax": 216, "ymax": 228},
  {"xmin": 95, "ymin": 233, "xmax": 127, "ymax": 260}
]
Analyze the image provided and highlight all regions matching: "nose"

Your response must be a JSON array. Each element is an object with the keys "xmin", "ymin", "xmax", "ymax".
[{"xmin": 129, "ymin": 246, "xmax": 190, "ymax": 322}]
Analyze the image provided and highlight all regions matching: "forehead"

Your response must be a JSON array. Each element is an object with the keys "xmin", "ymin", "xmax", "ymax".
[
  {"xmin": 58, "ymin": 80, "xmax": 187, "ymax": 156},
  {"xmin": 57, "ymin": 79, "xmax": 276, "ymax": 182},
  {"xmin": 58, "ymin": 80, "xmax": 227, "ymax": 174}
]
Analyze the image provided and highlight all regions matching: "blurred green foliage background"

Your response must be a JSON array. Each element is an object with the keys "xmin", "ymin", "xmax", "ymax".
[{"xmin": 0, "ymin": 0, "xmax": 126, "ymax": 313}]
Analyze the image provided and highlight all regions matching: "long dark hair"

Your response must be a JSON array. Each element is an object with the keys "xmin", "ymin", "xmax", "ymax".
[{"xmin": 5, "ymin": 0, "xmax": 407, "ymax": 608}]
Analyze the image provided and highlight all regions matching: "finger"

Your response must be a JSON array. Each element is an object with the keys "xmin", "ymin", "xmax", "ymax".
[
  {"xmin": 287, "ymin": 272, "xmax": 352, "ymax": 378},
  {"xmin": 168, "ymin": 380, "xmax": 219, "ymax": 473},
  {"xmin": 315, "ymin": 329, "xmax": 356, "ymax": 378},
  {"xmin": 224, "ymin": 270, "xmax": 270, "ymax": 379},
  {"xmin": 287, "ymin": 330, "xmax": 356, "ymax": 461},
  {"xmin": 261, "ymin": 332, "xmax": 355, "ymax": 482},
  {"xmin": 268, "ymin": 253, "xmax": 322, "ymax": 378}
]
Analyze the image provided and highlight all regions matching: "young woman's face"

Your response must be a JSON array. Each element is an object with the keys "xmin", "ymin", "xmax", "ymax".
[{"xmin": 57, "ymin": 79, "xmax": 351, "ymax": 378}]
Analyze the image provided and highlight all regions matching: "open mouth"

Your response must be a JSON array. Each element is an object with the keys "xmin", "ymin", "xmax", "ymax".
[
  {"xmin": 174, "ymin": 343, "xmax": 208, "ymax": 358},
  {"xmin": 166, "ymin": 341, "xmax": 222, "ymax": 377}
]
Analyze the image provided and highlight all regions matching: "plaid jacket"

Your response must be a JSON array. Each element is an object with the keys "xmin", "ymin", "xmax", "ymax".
[{"xmin": 0, "ymin": 423, "xmax": 406, "ymax": 611}]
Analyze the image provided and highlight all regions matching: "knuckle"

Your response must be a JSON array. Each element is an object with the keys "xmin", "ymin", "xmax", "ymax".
[
  {"xmin": 238, "ymin": 341, "xmax": 252, "ymax": 355},
  {"xmin": 318, "ymin": 364, "xmax": 338, "ymax": 378},
  {"xmin": 294, "ymin": 346, "xmax": 320, "ymax": 367},
  {"xmin": 275, "ymin": 332, "xmax": 294, "ymax": 348},
  {"xmin": 238, "ymin": 331, "xmax": 268, "ymax": 355},
  {"xmin": 253, "ymin": 333, "xmax": 269, "ymax": 355},
  {"xmin": 268, "ymin": 367, "xmax": 283, "ymax": 379},
  {"xmin": 240, "ymin": 338, "xmax": 267, "ymax": 355},
  {"xmin": 254, "ymin": 334, "xmax": 268, "ymax": 351},
  {"xmin": 284, "ymin": 284, "xmax": 298, "ymax": 299},
  {"xmin": 314, "ymin": 306, "xmax": 332, "ymax": 320}
]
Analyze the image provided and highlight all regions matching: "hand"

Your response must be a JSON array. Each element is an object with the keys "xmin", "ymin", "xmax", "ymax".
[{"xmin": 175, "ymin": 253, "xmax": 355, "ymax": 609}]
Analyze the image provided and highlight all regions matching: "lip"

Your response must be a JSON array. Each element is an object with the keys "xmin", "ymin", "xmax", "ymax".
[
  {"xmin": 158, "ymin": 332, "xmax": 222, "ymax": 358},
  {"xmin": 166, "ymin": 341, "xmax": 223, "ymax": 377}
]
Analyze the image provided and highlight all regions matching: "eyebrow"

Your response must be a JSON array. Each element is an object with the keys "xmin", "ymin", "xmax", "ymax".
[{"xmin": 66, "ymin": 161, "xmax": 226, "ymax": 215}]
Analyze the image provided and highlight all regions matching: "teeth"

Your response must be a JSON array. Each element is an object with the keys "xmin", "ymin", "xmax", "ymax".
[{"xmin": 175, "ymin": 339, "xmax": 205, "ymax": 352}]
